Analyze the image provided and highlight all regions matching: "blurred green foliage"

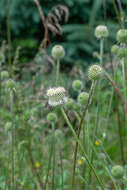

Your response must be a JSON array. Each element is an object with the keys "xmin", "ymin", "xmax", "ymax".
[{"xmin": 0, "ymin": 0, "xmax": 127, "ymax": 67}]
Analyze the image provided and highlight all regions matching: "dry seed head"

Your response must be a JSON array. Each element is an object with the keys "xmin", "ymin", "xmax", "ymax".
[
  {"xmin": 117, "ymin": 29, "xmax": 127, "ymax": 44},
  {"xmin": 95, "ymin": 25, "xmax": 109, "ymax": 39},
  {"xmin": 47, "ymin": 87, "xmax": 67, "ymax": 106},
  {"xmin": 88, "ymin": 65, "xmax": 103, "ymax": 80},
  {"xmin": 52, "ymin": 45, "xmax": 65, "ymax": 59}
]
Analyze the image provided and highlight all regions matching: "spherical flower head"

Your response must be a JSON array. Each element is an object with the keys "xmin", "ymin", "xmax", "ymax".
[
  {"xmin": 78, "ymin": 92, "xmax": 89, "ymax": 105},
  {"xmin": 52, "ymin": 45, "xmax": 65, "ymax": 59},
  {"xmin": 47, "ymin": 112, "xmax": 57, "ymax": 123},
  {"xmin": 111, "ymin": 165, "xmax": 124, "ymax": 179},
  {"xmin": 117, "ymin": 29, "xmax": 127, "ymax": 44},
  {"xmin": 47, "ymin": 87, "xmax": 67, "ymax": 106},
  {"xmin": 111, "ymin": 45, "xmax": 119, "ymax": 55},
  {"xmin": 118, "ymin": 47, "xmax": 127, "ymax": 59},
  {"xmin": 65, "ymin": 98, "xmax": 74, "ymax": 110},
  {"xmin": 88, "ymin": 65, "xmax": 103, "ymax": 80},
  {"xmin": 72, "ymin": 80, "xmax": 83, "ymax": 91},
  {"xmin": 1, "ymin": 71, "xmax": 9, "ymax": 80},
  {"xmin": 6, "ymin": 79, "xmax": 16, "ymax": 90},
  {"xmin": 95, "ymin": 25, "xmax": 109, "ymax": 39}
]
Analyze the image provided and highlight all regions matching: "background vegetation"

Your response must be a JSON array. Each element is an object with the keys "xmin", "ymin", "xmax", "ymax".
[{"xmin": 1, "ymin": 0, "xmax": 127, "ymax": 189}]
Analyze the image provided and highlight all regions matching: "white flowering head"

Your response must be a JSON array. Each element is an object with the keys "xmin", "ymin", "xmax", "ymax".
[
  {"xmin": 47, "ymin": 87, "xmax": 67, "ymax": 106},
  {"xmin": 95, "ymin": 25, "xmax": 109, "ymax": 39}
]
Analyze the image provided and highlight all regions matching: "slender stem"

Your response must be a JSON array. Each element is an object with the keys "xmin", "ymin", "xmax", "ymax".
[
  {"xmin": 59, "ymin": 148, "xmax": 64, "ymax": 190},
  {"xmin": 117, "ymin": 110, "xmax": 125, "ymax": 165},
  {"xmin": 7, "ymin": 0, "xmax": 12, "ymax": 76},
  {"xmin": 100, "ymin": 38, "xmax": 104, "ymax": 66},
  {"xmin": 26, "ymin": 142, "xmax": 43, "ymax": 189},
  {"xmin": 52, "ymin": 123, "xmax": 55, "ymax": 190},
  {"xmin": 61, "ymin": 107, "xmax": 105, "ymax": 190},
  {"xmin": 121, "ymin": 60, "xmax": 126, "ymax": 102},
  {"xmin": 104, "ymin": 72, "xmax": 127, "ymax": 115},
  {"xmin": 44, "ymin": 145, "xmax": 53, "ymax": 190},
  {"xmin": 116, "ymin": 0, "xmax": 124, "ymax": 28},
  {"xmin": 71, "ymin": 81, "xmax": 95, "ymax": 189},
  {"xmin": 56, "ymin": 59, "xmax": 60, "ymax": 86},
  {"xmin": 0, "ymin": 64, "xmax": 1, "ymax": 105},
  {"xmin": 10, "ymin": 91, "xmax": 14, "ymax": 190}
]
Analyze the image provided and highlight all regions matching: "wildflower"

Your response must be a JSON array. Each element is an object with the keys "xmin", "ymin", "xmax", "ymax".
[
  {"xmin": 65, "ymin": 98, "xmax": 74, "ymax": 110},
  {"xmin": 95, "ymin": 140, "xmax": 100, "ymax": 146},
  {"xmin": 111, "ymin": 45, "xmax": 119, "ymax": 55},
  {"xmin": 88, "ymin": 65, "xmax": 103, "ymax": 81},
  {"xmin": 1, "ymin": 71, "xmax": 9, "ymax": 80},
  {"xmin": 78, "ymin": 92, "xmax": 89, "ymax": 105},
  {"xmin": 72, "ymin": 80, "xmax": 83, "ymax": 91},
  {"xmin": 111, "ymin": 165, "xmax": 124, "ymax": 179},
  {"xmin": 118, "ymin": 47, "xmax": 127, "ymax": 59},
  {"xmin": 35, "ymin": 162, "xmax": 40, "ymax": 168},
  {"xmin": 47, "ymin": 87, "xmax": 67, "ymax": 106},
  {"xmin": 47, "ymin": 112, "xmax": 57, "ymax": 123},
  {"xmin": 117, "ymin": 29, "xmax": 127, "ymax": 44},
  {"xmin": 77, "ymin": 159, "xmax": 83, "ymax": 165},
  {"xmin": 6, "ymin": 79, "xmax": 16, "ymax": 90},
  {"xmin": 52, "ymin": 45, "xmax": 65, "ymax": 59},
  {"xmin": 95, "ymin": 25, "xmax": 109, "ymax": 39}
]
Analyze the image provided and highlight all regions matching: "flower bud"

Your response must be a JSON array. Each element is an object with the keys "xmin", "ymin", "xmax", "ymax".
[
  {"xmin": 6, "ymin": 79, "xmax": 16, "ymax": 90},
  {"xmin": 78, "ymin": 92, "xmax": 89, "ymax": 105},
  {"xmin": 1, "ymin": 71, "xmax": 9, "ymax": 80},
  {"xmin": 111, "ymin": 165, "xmax": 124, "ymax": 179},
  {"xmin": 47, "ymin": 87, "xmax": 67, "ymax": 106},
  {"xmin": 72, "ymin": 80, "xmax": 83, "ymax": 91},
  {"xmin": 47, "ymin": 112, "xmax": 57, "ymax": 123},
  {"xmin": 52, "ymin": 45, "xmax": 65, "ymax": 59},
  {"xmin": 118, "ymin": 47, "xmax": 127, "ymax": 59},
  {"xmin": 88, "ymin": 65, "xmax": 103, "ymax": 80},
  {"xmin": 65, "ymin": 98, "xmax": 74, "ymax": 110},
  {"xmin": 111, "ymin": 45, "xmax": 119, "ymax": 55},
  {"xmin": 117, "ymin": 29, "xmax": 127, "ymax": 44},
  {"xmin": 95, "ymin": 25, "xmax": 109, "ymax": 39}
]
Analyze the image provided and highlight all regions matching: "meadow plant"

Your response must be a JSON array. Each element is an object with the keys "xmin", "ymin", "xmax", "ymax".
[{"xmin": 1, "ymin": 3, "xmax": 127, "ymax": 190}]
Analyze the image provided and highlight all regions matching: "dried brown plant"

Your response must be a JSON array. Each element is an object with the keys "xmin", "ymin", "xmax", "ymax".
[{"xmin": 33, "ymin": 0, "xmax": 69, "ymax": 48}]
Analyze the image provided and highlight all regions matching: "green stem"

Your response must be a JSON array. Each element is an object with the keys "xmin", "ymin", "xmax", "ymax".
[
  {"xmin": 59, "ymin": 148, "xmax": 64, "ymax": 190},
  {"xmin": 122, "ymin": 60, "xmax": 126, "ymax": 102},
  {"xmin": 7, "ymin": 0, "xmax": 12, "ymax": 76},
  {"xmin": 52, "ymin": 123, "xmax": 55, "ymax": 190},
  {"xmin": 61, "ymin": 107, "xmax": 105, "ymax": 190},
  {"xmin": 100, "ymin": 38, "xmax": 104, "ymax": 66},
  {"xmin": 56, "ymin": 59, "xmax": 60, "ymax": 86},
  {"xmin": 10, "ymin": 91, "xmax": 15, "ymax": 190},
  {"xmin": 44, "ymin": 144, "xmax": 53, "ymax": 190},
  {"xmin": 71, "ymin": 81, "xmax": 95, "ymax": 189}
]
